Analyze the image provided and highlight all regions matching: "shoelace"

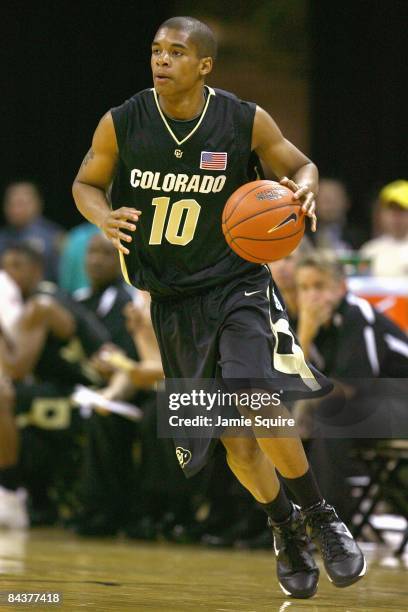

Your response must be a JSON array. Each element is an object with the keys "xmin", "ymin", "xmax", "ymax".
[
  {"xmin": 275, "ymin": 523, "xmax": 313, "ymax": 571},
  {"xmin": 309, "ymin": 511, "xmax": 348, "ymax": 561}
]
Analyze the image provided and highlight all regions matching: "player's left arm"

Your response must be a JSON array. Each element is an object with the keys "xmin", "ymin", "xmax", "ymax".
[{"xmin": 252, "ymin": 106, "xmax": 318, "ymax": 231}]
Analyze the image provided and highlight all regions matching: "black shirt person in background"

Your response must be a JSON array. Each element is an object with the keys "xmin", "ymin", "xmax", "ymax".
[
  {"xmin": 73, "ymin": 233, "xmax": 142, "ymax": 536},
  {"xmin": 295, "ymin": 255, "xmax": 408, "ymax": 519},
  {"xmin": 0, "ymin": 243, "xmax": 110, "ymax": 527}
]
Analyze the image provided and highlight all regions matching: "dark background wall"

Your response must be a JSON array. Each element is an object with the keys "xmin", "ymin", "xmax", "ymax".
[
  {"xmin": 2, "ymin": 0, "xmax": 168, "ymax": 227},
  {"xmin": 310, "ymin": 0, "xmax": 407, "ymax": 225},
  {"xmin": 2, "ymin": 0, "xmax": 406, "ymax": 228}
]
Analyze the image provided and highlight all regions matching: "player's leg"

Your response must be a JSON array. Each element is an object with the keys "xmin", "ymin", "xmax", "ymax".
[
  {"xmin": 0, "ymin": 377, "xmax": 28, "ymax": 529},
  {"xmin": 221, "ymin": 435, "xmax": 280, "ymax": 504},
  {"xmin": 245, "ymin": 400, "xmax": 325, "ymax": 510},
  {"xmin": 236, "ymin": 397, "xmax": 366, "ymax": 588},
  {"xmin": 220, "ymin": 278, "xmax": 366, "ymax": 590},
  {"xmin": 149, "ymin": 279, "xmax": 319, "ymax": 597},
  {"xmin": 267, "ymin": 420, "xmax": 367, "ymax": 587},
  {"xmin": 221, "ymin": 431, "xmax": 319, "ymax": 599}
]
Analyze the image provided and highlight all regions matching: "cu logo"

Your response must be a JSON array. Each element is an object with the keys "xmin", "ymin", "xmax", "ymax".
[{"xmin": 176, "ymin": 446, "xmax": 192, "ymax": 468}]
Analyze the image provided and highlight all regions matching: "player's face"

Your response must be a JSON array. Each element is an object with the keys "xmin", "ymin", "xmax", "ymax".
[
  {"xmin": 295, "ymin": 266, "xmax": 345, "ymax": 313},
  {"xmin": 86, "ymin": 235, "xmax": 120, "ymax": 287},
  {"xmin": 151, "ymin": 28, "xmax": 210, "ymax": 95},
  {"xmin": 1, "ymin": 251, "xmax": 42, "ymax": 297}
]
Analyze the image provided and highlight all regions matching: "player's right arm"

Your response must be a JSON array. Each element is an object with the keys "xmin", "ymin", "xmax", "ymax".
[{"xmin": 72, "ymin": 112, "xmax": 140, "ymax": 255}]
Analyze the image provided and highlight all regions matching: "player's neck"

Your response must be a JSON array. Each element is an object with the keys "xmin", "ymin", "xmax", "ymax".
[{"xmin": 158, "ymin": 83, "xmax": 206, "ymax": 120}]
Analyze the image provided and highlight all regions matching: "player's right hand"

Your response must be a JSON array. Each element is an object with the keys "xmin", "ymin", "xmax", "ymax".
[{"xmin": 100, "ymin": 207, "xmax": 141, "ymax": 255}]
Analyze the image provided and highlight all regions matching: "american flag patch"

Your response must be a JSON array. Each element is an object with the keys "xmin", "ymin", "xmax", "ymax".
[{"xmin": 200, "ymin": 151, "xmax": 227, "ymax": 171}]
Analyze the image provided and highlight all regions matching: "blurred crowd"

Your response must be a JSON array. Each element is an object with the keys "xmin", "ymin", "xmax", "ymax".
[{"xmin": 0, "ymin": 177, "xmax": 407, "ymax": 548}]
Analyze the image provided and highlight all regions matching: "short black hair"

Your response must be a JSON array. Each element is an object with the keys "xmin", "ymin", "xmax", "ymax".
[
  {"xmin": 157, "ymin": 16, "xmax": 217, "ymax": 59},
  {"xmin": 2, "ymin": 242, "xmax": 44, "ymax": 267}
]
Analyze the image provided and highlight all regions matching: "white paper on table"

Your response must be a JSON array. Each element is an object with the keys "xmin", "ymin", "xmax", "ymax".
[{"xmin": 71, "ymin": 385, "xmax": 143, "ymax": 421}]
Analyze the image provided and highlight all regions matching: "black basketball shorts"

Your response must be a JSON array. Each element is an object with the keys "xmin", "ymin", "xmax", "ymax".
[{"xmin": 151, "ymin": 265, "xmax": 332, "ymax": 477}]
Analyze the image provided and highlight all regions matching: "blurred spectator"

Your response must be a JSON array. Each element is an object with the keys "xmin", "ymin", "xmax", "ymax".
[
  {"xmin": 59, "ymin": 222, "xmax": 99, "ymax": 293},
  {"xmin": 295, "ymin": 254, "xmax": 408, "ymax": 371},
  {"xmin": 360, "ymin": 180, "xmax": 408, "ymax": 277},
  {"xmin": 0, "ymin": 243, "xmax": 111, "ymax": 525},
  {"xmin": 111, "ymin": 296, "xmax": 203, "ymax": 542},
  {"xmin": 294, "ymin": 254, "xmax": 408, "ymax": 519},
  {"xmin": 0, "ymin": 375, "xmax": 28, "ymax": 529},
  {"xmin": 72, "ymin": 234, "xmax": 142, "ymax": 536},
  {"xmin": 74, "ymin": 238, "xmax": 200, "ymax": 540},
  {"xmin": 309, "ymin": 178, "xmax": 365, "ymax": 252},
  {"xmin": 0, "ymin": 182, "xmax": 64, "ymax": 282},
  {"xmin": 268, "ymin": 237, "xmax": 313, "ymax": 322}
]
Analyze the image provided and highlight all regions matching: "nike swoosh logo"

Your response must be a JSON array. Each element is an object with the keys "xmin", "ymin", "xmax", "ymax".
[
  {"xmin": 244, "ymin": 290, "xmax": 262, "ymax": 296},
  {"xmin": 267, "ymin": 212, "xmax": 297, "ymax": 234}
]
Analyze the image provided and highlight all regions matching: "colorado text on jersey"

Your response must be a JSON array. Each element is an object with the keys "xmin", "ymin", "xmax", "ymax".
[{"xmin": 130, "ymin": 169, "xmax": 226, "ymax": 193}]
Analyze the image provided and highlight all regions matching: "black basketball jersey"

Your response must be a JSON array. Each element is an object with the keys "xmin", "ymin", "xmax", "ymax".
[{"xmin": 110, "ymin": 86, "xmax": 262, "ymax": 300}]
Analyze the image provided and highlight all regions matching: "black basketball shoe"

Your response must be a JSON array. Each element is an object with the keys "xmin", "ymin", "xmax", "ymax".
[
  {"xmin": 268, "ymin": 504, "xmax": 319, "ymax": 599},
  {"xmin": 303, "ymin": 501, "xmax": 366, "ymax": 588}
]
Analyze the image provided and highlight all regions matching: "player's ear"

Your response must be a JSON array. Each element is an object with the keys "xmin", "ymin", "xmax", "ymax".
[{"xmin": 199, "ymin": 57, "xmax": 213, "ymax": 77}]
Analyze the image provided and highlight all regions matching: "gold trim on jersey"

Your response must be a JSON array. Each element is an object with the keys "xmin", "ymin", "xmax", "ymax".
[
  {"xmin": 119, "ymin": 251, "xmax": 131, "ymax": 286},
  {"xmin": 152, "ymin": 86, "xmax": 215, "ymax": 146}
]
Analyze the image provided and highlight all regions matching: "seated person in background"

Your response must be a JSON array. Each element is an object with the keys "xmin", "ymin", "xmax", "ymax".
[
  {"xmin": 0, "ymin": 243, "xmax": 111, "ymax": 527},
  {"xmin": 294, "ymin": 254, "xmax": 408, "ymax": 519},
  {"xmin": 360, "ymin": 180, "xmax": 408, "ymax": 277},
  {"xmin": 296, "ymin": 254, "xmax": 408, "ymax": 373},
  {"xmin": 99, "ymin": 296, "xmax": 209, "ymax": 543},
  {"xmin": 0, "ymin": 375, "xmax": 28, "ymax": 529},
  {"xmin": 0, "ymin": 181, "xmax": 64, "ymax": 282},
  {"xmin": 73, "ymin": 233, "xmax": 145, "ymax": 536},
  {"xmin": 307, "ymin": 178, "xmax": 366, "ymax": 253},
  {"xmin": 269, "ymin": 237, "xmax": 314, "ymax": 323}
]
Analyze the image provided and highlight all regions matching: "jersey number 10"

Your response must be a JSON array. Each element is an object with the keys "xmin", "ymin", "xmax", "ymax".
[{"xmin": 149, "ymin": 197, "xmax": 201, "ymax": 246}]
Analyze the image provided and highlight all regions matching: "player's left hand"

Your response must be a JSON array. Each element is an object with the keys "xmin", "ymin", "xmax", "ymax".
[{"xmin": 280, "ymin": 177, "xmax": 317, "ymax": 232}]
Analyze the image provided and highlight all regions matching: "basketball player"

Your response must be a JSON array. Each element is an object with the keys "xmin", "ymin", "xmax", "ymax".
[{"xmin": 73, "ymin": 17, "xmax": 365, "ymax": 598}]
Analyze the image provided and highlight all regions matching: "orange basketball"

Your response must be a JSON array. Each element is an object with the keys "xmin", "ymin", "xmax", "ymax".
[{"xmin": 222, "ymin": 180, "xmax": 305, "ymax": 263}]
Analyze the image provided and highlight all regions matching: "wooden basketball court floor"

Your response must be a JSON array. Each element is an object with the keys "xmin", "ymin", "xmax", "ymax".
[{"xmin": 0, "ymin": 528, "xmax": 407, "ymax": 611}]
